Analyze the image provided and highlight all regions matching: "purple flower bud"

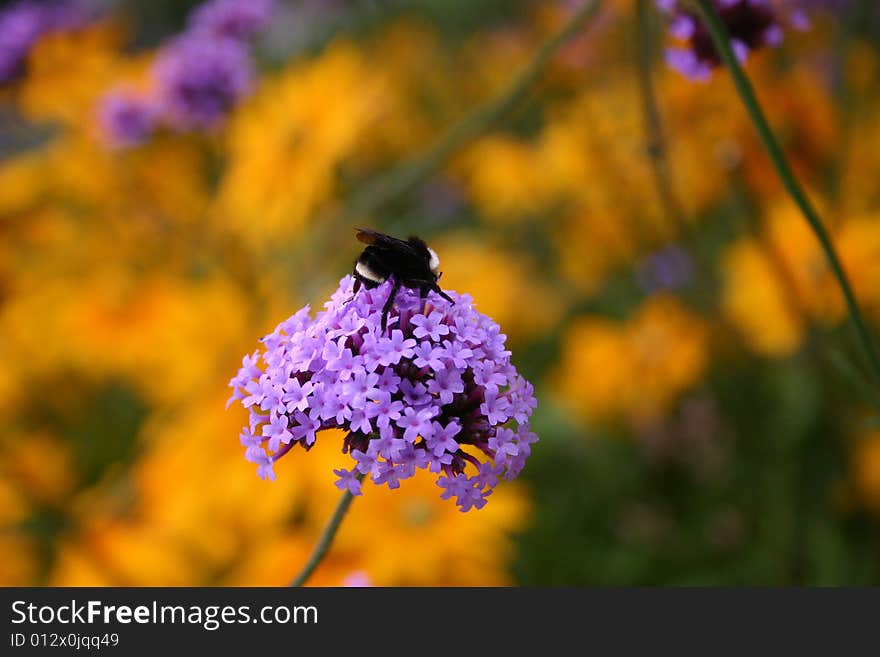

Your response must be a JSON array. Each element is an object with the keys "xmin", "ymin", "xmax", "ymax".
[{"xmin": 228, "ymin": 276, "xmax": 538, "ymax": 511}]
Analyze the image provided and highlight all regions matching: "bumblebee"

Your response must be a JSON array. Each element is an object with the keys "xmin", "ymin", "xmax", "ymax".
[{"xmin": 352, "ymin": 228, "xmax": 454, "ymax": 330}]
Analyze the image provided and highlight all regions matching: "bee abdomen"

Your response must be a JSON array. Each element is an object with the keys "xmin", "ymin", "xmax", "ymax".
[{"xmin": 354, "ymin": 247, "xmax": 391, "ymax": 288}]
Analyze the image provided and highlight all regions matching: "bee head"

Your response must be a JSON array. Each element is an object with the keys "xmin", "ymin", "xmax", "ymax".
[{"xmin": 427, "ymin": 247, "xmax": 441, "ymax": 280}]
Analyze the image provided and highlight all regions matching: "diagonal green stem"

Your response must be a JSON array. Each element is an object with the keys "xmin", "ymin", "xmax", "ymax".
[
  {"xmin": 335, "ymin": 0, "xmax": 604, "ymax": 222},
  {"xmin": 289, "ymin": 474, "xmax": 364, "ymax": 587},
  {"xmin": 693, "ymin": 0, "xmax": 880, "ymax": 385}
]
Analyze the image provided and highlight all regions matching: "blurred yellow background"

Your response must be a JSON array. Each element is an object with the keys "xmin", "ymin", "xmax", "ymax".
[{"xmin": 2, "ymin": 0, "xmax": 880, "ymax": 586}]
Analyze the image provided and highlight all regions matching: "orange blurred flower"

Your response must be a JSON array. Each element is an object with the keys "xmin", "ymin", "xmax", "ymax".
[{"xmin": 553, "ymin": 295, "xmax": 709, "ymax": 424}]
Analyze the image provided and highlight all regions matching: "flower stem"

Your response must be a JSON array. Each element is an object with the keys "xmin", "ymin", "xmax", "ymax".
[
  {"xmin": 289, "ymin": 476, "xmax": 363, "ymax": 587},
  {"xmin": 635, "ymin": 0, "xmax": 683, "ymax": 236},
  {"xmin": 693, "ymin": 0, "xmax": 880, "ymax": 385}
]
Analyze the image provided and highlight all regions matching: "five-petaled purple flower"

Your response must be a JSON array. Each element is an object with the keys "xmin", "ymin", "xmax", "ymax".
[
  {"xmin": 228, "ymin": 275, "xmax": 538, "ymax": 512},
  {"xmin": 657, "ymin": 0, "xmax": 810, "ymax": 81}
]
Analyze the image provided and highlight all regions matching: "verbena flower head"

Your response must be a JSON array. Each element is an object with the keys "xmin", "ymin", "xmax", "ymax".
[
  {"xmin": 96, "ymin": 87, "xmax": 159, "ymax": 148},
  {"xmin": 228, "ymin": 275, "xmax": 538, "ymax": 512},
  {"xmin": 188, "ymin": 0, "xmax": 275, "ymax": 42},
  {"xmin": 657, "ymin": 1, "xmax": 810, "ymax": 81},
  {"xmin": 153, "ymin": 35, "xmax": 253, "ymax": 131}
]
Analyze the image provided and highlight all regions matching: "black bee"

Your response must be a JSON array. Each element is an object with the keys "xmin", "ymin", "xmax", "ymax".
[{"xmin": 351, "ymin": 228, "xmax": 454, "ymax": 330}]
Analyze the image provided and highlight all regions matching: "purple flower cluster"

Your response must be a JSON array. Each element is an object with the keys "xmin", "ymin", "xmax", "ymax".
[
  {"xmin": 188, "ymin": 0, "xmax": 275, "ymax": 41},
  {"xmin": 0, "ymin": 0, "xmax": 90, "ymax": 85},
  {"xmin": 657, "ymin": 1, "xmax": 809, "ymax": 81},
  {"xmin": 228, "ymin": 276, "xmax": 538, "ymax": 512},
  {"xmin": 153, "ymin": 35, "xmax": 253, "ymax": 131},
  {"xmin": 97, "ymin": 0, "xmax": 273, "ymax": 146}
]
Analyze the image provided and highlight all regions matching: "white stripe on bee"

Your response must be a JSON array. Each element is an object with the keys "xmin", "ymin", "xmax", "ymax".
[
  {"xmin": 427, "ymin": 248, "xmax": 440, "ymax": 276},
  {"xmin": 356, "ymin": 260, "xmax": 386, "ymax": 284}
]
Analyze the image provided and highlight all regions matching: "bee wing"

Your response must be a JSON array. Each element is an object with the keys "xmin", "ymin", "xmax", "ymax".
[
  {"xmin": 355, "ymin": 228, "xmax": 421, "ymax": 256},
  {"xmin": 354, "ymin": 227, "xmax": 384, "ymax": 245}
]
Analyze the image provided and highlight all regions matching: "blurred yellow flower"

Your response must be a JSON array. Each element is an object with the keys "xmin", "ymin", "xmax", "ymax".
[
  {"xmin": 739, "ymin": 63, "xmax": 837, "ymax": 201},
  {"xmin": 836, "ymin": 216, "xmax": 880, "ymax": 317},
  {"xmin": 853, "ymin": 431, "xmax": 880, "ymax": 517},
  {"xmin": 223, "ymin": 535, "xmax": 358, "ymax": 587},
  {"xmin": 553, "ymin": 317, "xmax": 634, "ymax": 421},
  {"xmin": 2, "ymin": 268, "xmax": 250, "ymax": 405},
  {"xmin": 300, "ymin": 433, "xmax": 531, "ymax": 586},
  {"xmin": 0, "ymin": 432, "xmax": 77, "ymax": 585},
  {"xmin": 0, "ymin": 151, "xmax": 45, "ymax": 217},
  {"xmin": 48, "ymin": 407, "xmax": 530, "ymax": 586},
  {"xmin": 628, "ymin": 295, "xmax": 709, "ymax": 418},
  {"xmin": 1, "ymin": 432, "xmax": 77, "ymax": 508},
  {"xmin": 0, "ymin": 534, "xmax": 38, "ymax": 586},
  {"xmin": 721, "ymin": 203, "xmax": 880, "ymax": 357},
  {"xmin": 840, "ymin": 124, "xmax": 880, "ymax": 217},
  {"xmin": 0, "ymin": 131, "xmax": 205, "ymax": 223},
  {"xmin": 721, "ymin": 238, "xmax": 805, "ymax": 357},
  {"xmin": 218, "ymin": 41, "xmax": 389, "ymax": 246},
  {"xmin": 353, "ymin": 22, "xmax": 451, "ymax": 160},
  {"xmin": 457, "ymin": 135, "xmax": 552, "ymax": 222},
  {"xmin": 0, "ymin": 474, "xmax": 30, "ymax": 527},
  {"xmin": 459, "ymin": 25, "xmax": 532, "ymax": 103},
  {"xmin": 17, "ymin": 23, "xmax": 127, "ymax": 128},
  {"xmin": 434, "ymin": 235, "xmax": 563, "ymax": 342},
  {"xmin": 554, "ymin": 204, "xmax": 637, "ymax": 296},
  {"xmin": 1, "ymin": 1, "xmax": 876, "ymax": 589},
  {"xmin": 132, "ymin": 391, "xmax": 309, "ymax": 573},
  {"xmin": 51, "ymin": 521, "xmax": 196, "ymax": 586},
  {"xmin": 553, "ymin": 295, "xmax": 708, "ymax": 423}
]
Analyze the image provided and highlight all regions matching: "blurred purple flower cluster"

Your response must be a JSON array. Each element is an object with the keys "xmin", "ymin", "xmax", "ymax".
[
  {"xmin": 0, "ymin": 0, "xmax": 91, "ymax": 85},
  {"xmin": 228, "ymin": 275, "xmax": 538, "ymax": 512},
  {"xmin": 636, "ymin": 245, "xmax": 694, "ymax": 294},
  {"xmin": 657, "ymin": 0, "xmax": 811, "ymax": 81},
  {"xmin": 98, "ymin": 0, "xmax": 273, "ymax": 147},
  {"xmin": 188, "ymin": 0, "xmax": 276, "ymax": 41}
]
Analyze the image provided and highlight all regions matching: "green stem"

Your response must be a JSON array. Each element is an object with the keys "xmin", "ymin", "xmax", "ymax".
[
  {"xmin": 635, "ymin": 0, "xmax": 684, "ymax": 233},
  {"xmin": 823, "ymin": 347, "xmax": 880, "ymax": 411},
  {"xmin": 693, "ymin": 0, "xmax": 880, "ymax": 386},
  {"xmin": 289, "ymin": 475, "xmax": 363, "ymax": 587},
  {"xmin": 339, "ymin": 0, "xmax": 604, "ymax": 221}
]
